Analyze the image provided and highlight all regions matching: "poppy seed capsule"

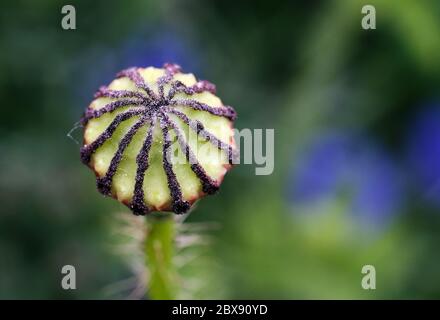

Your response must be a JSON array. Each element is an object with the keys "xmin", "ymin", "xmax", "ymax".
[{"xmin": 80, "ymin": 63, "xmax": 237, "ymax": 215}]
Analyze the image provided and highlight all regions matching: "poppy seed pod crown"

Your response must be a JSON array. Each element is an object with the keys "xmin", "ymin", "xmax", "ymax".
[{"xmin": 80, "ymin": 63, "xmax": 237, "ymax": 215}]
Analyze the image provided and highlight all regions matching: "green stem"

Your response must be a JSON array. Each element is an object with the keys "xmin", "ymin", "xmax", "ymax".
[{"xmin": 145, "ymin": 212, "xmax": 177, "ymax": 300}]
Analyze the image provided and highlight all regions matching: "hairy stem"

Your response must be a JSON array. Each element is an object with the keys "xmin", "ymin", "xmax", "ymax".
[{"xmin": 145, "ymin": 213, "xmax": 177, "ymax": 299}]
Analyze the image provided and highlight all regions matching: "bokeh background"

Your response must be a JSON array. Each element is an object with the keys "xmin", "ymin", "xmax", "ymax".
[{"xmin": 1, "ymin": 0, "xmax": 440, "ymax": 299}]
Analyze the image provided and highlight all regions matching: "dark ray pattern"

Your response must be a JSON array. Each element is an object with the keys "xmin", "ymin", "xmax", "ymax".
[
  {"xmin": 96, "ymin": 117, "xmax": 147, "ymax": 196},
  {"xmin": 131, "ymin": 118, "xmax": 155, "ymax": 215},
  {"xmin": 80, "ymin": 109, "xmax": 145, "ymax": 164},
  {"xmin": 94, "ymin": 86, "xmax": 146, "ymax": 100},
  {"xmin": 159, "ymin": 117, "xmax": 191, "ymax": 214},
  {"xmin": 80, "ymin": 63, "xmax": 237, "ymax": 215},
  {"xmin": 83, "ymin": 99, "xmax": 144, "ymax": 124},
  {"xmin": 169, "ymin": 99, "xmax": 236, "ymax": 120},
  {"xmin": 165, "ymin": 108, "xmax": 238, "ymax": 164},
  {"xmin": 161, "ymin": 112, "xmax": 220, "ymax": 195},
  {"xmin": 167, "ymin": 79, "xmax": 216, "ymax": 100},
  {"xmin": 116, "ymin": 67, "xmax": 157, "ymax": 99}
]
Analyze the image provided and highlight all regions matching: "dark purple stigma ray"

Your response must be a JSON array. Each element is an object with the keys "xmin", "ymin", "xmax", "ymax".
[
  {"xmin": 157, "ymin": 74, "xmax": 173, "ymax": 100},
  {"xmin": 192, "ymin": 80, "xmax": 216, "ymax": 94},
  {"xmin": 161, "ymin": 112, "xmax": 219, "ymax": 195},
  {"xmin": 130, "ymin": 118, "xmax": 155, "ymax": 215},
  {"xmin": 159, "ymin": 115, "xmax": 191, "ymax": 214},
  {"xmin": 82, "ymin": 99, "xmax": 143, "ymax": 124},
  {"xmin": 96, "ymin": 117, "xmax": 147, "ymax": 196},
  {"xmin": 169, "ymin": 98, "xmax": 236, "ymax": 121},
  {"xmin": 117, "ymin": 67, "xmax": 158, "ymax": 99},
  {"xmin": 166, "ymin": 108, "xmax": 238, "ymax": 164},
  {"xmin": 80, "ymin": 109, "xmax": 145, "ymax": 165},
  {"xmin": 166, "ymin": 84, "xmax": 178, "ymax": 101},
  {"xmin": 94, "ymin": 86, "xmax": 147, "ymax": 100},
  {"xmin": 157, "ymin": 63, "xmax": 183, "ymax": 99},
  {"xmin": 163, "ymin": 63, "xmax": 182, "ymax": 75},
  {"xmin": 167, "ymin": 80, "xmax": 217, "ymax": 100}
]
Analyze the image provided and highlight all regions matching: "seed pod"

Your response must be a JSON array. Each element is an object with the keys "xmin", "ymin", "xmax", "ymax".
[{"xmin": 80, "ymin": 63, "xmax": 237, "ymax": 215}]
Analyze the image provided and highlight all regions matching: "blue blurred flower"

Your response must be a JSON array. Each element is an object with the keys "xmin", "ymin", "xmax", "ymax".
[
  {"xmin": 287, "ymin": 131, "xmax": 404, "ymax": 226},
  {"xmin": 406, "ymin": 104, "xmax": 440, "ymax": 206},
  {"xmin": 121, "ymin": 29, "xmax": 199, "ymax": 72},
  {"xmin": 73, "ymin": 26, "xmax": 199, "ymax": 109}
]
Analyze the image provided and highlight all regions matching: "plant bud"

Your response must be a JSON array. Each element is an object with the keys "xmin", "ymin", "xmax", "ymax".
[{"xmin": 80, "ymin": 63, "xmax": 237, "ymax": 215}]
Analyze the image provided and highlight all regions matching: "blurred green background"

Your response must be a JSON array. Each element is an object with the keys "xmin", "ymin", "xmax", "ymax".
[{"xmin": 1, "ymin": 0, "xmax": 440, "ymax": 299}]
